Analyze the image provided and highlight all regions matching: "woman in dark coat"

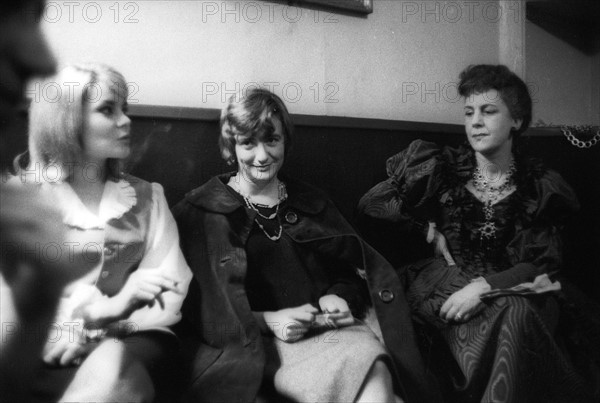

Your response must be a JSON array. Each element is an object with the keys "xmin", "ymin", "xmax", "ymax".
[
  {"xmin": 173, "ymin": 88, "xmax": 438, "ymax": 403},
  {"xmin": 358, "ymin": 65, "xmax": 589, "ymax": 402}
]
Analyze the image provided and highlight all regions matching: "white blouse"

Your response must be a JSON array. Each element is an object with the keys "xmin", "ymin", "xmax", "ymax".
[{"xmin": 47, "ymin": 178, "xmax": 192, "ymax": 334}]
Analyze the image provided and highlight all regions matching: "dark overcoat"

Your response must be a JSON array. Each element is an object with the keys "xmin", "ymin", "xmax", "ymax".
[{"xmin": 172, "ymin": 174, "xmax": 440, "ymax": 403}]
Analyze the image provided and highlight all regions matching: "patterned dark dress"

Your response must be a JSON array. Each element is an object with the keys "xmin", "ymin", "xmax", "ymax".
[{"xmin": 358, "ymin": 140, "xmax": 589, "ymax": 402}]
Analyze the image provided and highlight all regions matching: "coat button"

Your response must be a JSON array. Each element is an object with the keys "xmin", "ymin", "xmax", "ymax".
[
  {"xmin": 378, "ymin": 289, "xmax": 394, "ymax": 303},
  {"xmin": 285, "ymin": 211, "xmax": 298, "ymax": 224},
  {"xmin": 101, "ymin": 271, "xmax": 109, "ymax": 279}
]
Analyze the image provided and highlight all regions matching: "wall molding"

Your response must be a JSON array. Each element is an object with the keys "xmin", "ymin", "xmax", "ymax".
[
  {"xmin": 127, "ymin": 104, "xmax": 575, "ymax": 137},
  {"xmin": 128, "ymin": 104, "xmax": 463, "ymax": 133}
]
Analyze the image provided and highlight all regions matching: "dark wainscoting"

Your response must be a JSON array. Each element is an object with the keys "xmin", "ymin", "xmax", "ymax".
[{"xmin": 4, "ymin": 105, "xmax": 599, "ymax": 298}]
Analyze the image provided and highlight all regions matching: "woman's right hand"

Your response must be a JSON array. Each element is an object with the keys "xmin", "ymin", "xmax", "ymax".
[
  {"xmin": 427, "ymin": 225, "xmax": 456, "ymax": 266},
  {"xmin": 263, "ymin": 304, "xmax": 319, "ymax": 343},
  {"xmin": 110, "ymin": 269, "xmax": 180, "ymax": 319},
  {"xmin": 440, "ymin": 279, "xmax": 490, "ymax": 322},
  {"xmin": 78, "ymin": 269, "xmax": 180, "ymax": 327}
]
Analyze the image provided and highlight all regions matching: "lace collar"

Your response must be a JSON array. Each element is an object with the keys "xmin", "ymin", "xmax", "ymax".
[{"xmin": 46, "ymin": 179, "xmax": 137, "ymax": 230}]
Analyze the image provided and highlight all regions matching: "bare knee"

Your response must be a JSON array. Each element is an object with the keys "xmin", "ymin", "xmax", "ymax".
[
  {"xmin": 356, "ymin": 359, "xmax": 397, "ymax": 403},
  {"xmin": 370, "ymin": 360, "xmax": 393, "ymax": 383},
  {"xmin": 60, "ymin": 341, "xmax": 155, "ymax": 403}
]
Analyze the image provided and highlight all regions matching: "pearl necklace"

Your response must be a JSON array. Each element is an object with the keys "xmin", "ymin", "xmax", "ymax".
[
  {"xmin": 472, "ymin": 161, "xmax": 516, "ymax": 242},
  {"xmin": 233, "ymin": 178, "xmax": 288, "ymax": 241}
]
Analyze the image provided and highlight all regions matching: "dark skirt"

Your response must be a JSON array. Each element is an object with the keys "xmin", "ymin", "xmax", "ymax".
[
  {"xmin": 404, "ymin": 258, "xmax": 590, "ymax": 402},
  {"xmin": 427, "ymin": 294, "xmax": 589, "ymax": 402}
]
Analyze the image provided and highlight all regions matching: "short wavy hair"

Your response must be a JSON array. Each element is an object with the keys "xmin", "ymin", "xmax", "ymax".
[
  {"xmin": 458, "ymin": 64, "xmax": 532, "ymax": 136},
  {"xmin": 219, "ymin": 88, "xmax": 293, "ymax": 165},
  {"xmin": 27, "ymin": 63, "xmax": 128, "ymax": 180}
]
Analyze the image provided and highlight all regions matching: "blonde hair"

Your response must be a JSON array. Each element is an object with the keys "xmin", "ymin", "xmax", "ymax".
[{"xmin": 27, "ymin": 63, "xmax": 128, "ymax": 180}]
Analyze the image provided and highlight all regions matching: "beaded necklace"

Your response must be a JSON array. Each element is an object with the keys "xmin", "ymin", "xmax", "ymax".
[
  {"xmin": 233, "ymin": 179, "xmax": 288, "ymax": 241},
  {"xmin": 472, "ymin": 161, "xmax": 517, "ymax": 241}
]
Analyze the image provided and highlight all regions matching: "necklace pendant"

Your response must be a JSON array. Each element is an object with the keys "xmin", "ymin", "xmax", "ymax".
[
  {"xmin": 479, "ymin": 221, "xmax": 497, "ymax": 241},
  {"xmin": 472, "ymin": 160, "xmax": 516, "ymax": 246}
]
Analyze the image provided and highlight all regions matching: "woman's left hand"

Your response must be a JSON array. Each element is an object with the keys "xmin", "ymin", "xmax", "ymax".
[
  {"xmin": 318, "ymin": 295, "xmax": 355, "ymax": 327},
  {"xmin": 318, "ymin": 294, "xmax": 349, "ymax": 313},
  {"xmin": 42, "ymin": 325, "xmax": 95, "ymax": 367},
  {"xmin": 439, "ymin": 279, "xmax": 491, "ymax": 323}
]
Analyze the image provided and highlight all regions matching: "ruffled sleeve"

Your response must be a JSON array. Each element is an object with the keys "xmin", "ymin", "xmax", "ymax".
[
  {"xmin": 358, "ymin": 140, "xmax": 444, "ymax": 228},
  {"xmin": 531, "ymin": 169, "xmax": 579, "ymax": 224},
  {"xmin": 485, "ymin": 169, "xmax": 579, "ymax": 289}
]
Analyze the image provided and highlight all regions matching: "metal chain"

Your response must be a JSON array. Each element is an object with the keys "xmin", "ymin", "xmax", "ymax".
[{"xmin": 561, "ymin": 125, "xmax": 600, "ymax": 148}]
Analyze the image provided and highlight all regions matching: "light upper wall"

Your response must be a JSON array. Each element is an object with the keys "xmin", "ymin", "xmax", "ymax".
[
  {"xmin": 39, "ymin": 1, "xmax": 599, "ymax": 126},
  {"xmin": 39, "ymin": 0, "xmax": 505, "ymax": 125}
]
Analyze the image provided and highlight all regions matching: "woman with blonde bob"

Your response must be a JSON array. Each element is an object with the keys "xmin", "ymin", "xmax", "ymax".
[{"xmin": 17, "ymin": 63, "xmax": 192, "ymax": 402}]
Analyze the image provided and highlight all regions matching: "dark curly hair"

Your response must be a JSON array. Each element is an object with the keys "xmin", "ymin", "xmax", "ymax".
[{"xmin": 458, "ymin": 64, "xmax": 532, "ymax": 137}]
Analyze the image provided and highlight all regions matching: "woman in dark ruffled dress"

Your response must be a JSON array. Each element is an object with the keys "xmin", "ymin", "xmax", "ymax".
[{"xmin": 358, "ymin": 65, "xmax": 590, "ymax": 402}]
